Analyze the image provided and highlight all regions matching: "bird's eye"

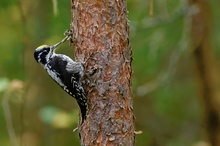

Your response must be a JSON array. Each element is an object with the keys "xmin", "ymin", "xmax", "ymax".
[{"xmin": 44, "ymin": 48, "xmax": 50, "ymax": 53}]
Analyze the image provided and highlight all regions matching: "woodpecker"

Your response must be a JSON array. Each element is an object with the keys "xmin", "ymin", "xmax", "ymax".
[{"xmin": 34, "ymin": 33, "xmax": 87, "ymax": 122}]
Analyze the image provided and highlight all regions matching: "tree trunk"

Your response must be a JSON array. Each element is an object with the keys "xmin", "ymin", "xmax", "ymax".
[
  {"xmin": 189, "ymin": 0, "xmax": 220, "ymax": 145},
  {"xmin": 71, "ymin": 0, "xmax": 135, "ymax": 145}
]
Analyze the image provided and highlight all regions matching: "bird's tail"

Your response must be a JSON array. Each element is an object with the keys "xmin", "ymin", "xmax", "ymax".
[{"xmin": 77, "ymin": 101, "xmax": 87, "ymax": 124}]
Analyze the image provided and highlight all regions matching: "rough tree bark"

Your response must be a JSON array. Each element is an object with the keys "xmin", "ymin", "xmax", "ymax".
[
  {"xmin": 71, "ymin": 0, "xmax": 135, "ymax": 145},
  {"xmin": 189, "ymin": 0, "xmax": 220, "ymax": 145}
]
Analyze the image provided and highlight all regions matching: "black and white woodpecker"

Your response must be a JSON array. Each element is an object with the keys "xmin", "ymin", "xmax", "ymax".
[{"xmin": 34, "ymin": 32, "xmax": 87, "ymax": 122}]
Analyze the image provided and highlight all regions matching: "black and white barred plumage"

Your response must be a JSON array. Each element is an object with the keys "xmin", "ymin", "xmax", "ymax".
[{"xmin": 34, "ymin": 44, "xmax": 87, "ymax": 122}]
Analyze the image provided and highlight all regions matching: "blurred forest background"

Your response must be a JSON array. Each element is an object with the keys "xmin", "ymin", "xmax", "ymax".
[{"xmin": 0, "ymin": 0, "xmax": 220, "ymax": 146}]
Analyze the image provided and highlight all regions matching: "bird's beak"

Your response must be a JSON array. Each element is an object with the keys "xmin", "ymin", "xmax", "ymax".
[
  {"xmin": 51, "ymin": 42, "xmax": 61, "ymax": 51},
  {"xmin": 51, "ymin": 33, "xmax": 72, "ymax": 51}
]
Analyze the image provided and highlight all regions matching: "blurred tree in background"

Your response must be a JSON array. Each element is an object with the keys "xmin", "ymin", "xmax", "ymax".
[
  {"xmin": 189, "ymin": 0, "xmax": 220, "ymax": 145},
  {"xmin": 0, "ymin": 0, "xmax": 220, "ymax": 146}
]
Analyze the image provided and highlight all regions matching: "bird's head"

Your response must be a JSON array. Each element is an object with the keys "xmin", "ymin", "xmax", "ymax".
[
  {"xmin": 34, "ymin": 45, "xmax": 56, "ymax": 66},
  {"xmin": 34, "ymin": 40, "xmax": 63, "ymax": 65}
]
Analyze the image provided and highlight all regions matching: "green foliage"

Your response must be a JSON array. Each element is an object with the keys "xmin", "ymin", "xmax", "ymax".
[
  {"xmin": 0, "ymin": 78, "xmax": 9, "ymax": 92},
  {"xmin": 39, "ymin": 106, "xmax": 78, "ymax": 128}
]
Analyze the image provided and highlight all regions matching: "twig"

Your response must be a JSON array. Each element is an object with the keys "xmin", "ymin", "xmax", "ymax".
[{"xmin": 2, "ymin": 90, "xmax": 19, "ymax": 146}]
